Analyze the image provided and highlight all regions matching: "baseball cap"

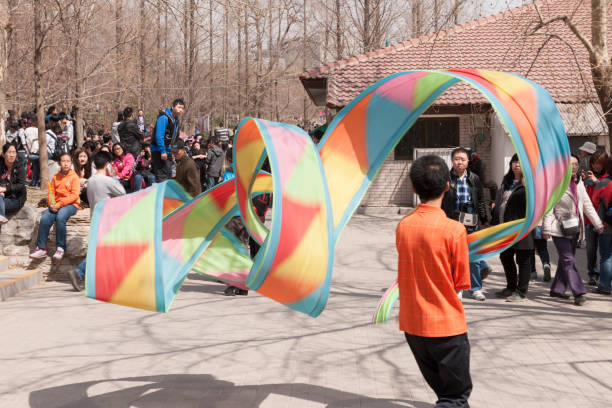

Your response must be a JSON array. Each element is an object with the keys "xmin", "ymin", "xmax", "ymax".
[{"xmin": 170, "ymin": 138, "xmax": 185, "ymax": 152}]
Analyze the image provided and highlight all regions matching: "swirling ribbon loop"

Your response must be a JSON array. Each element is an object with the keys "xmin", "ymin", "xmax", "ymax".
[{"xmin": 86, "ymin": 70, "xmax": 570, "ymax": 322}]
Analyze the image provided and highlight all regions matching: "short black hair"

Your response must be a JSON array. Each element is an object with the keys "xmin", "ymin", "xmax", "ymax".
[
  {"xmin": 451, "ymin": 146, "xmax": 470, "ymax": 159},
  {"xmin": 410, "ymin": 155, "xmax": 449, "ymax": 202},
  {"xmin": 58, "ymin": 112, "xmax": 67, "ymax": 120},
  {"xmin": 93, "ymin": 151, "xmax": 112, "ymax": 169},
  {"xmin": 117, "ymin": 110, "xmax": 124, "ymax": 122},
  {"xmin": 123, "ymin": 106, "xmax": 133, "ymax": 119},
  {"xmin": 102, "ymin": 133, "xmax": 111, "ymax": 144},
  {"xmin": 46, "ymin": 106, "xmax": 57, "ymax": 115},
  {"xmin": 172, "ymin": 98, "xmax": 185, "ymax": 107}
]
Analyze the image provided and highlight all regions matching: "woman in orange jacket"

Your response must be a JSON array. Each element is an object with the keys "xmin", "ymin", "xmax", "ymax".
[{"xmin": 30, "ymin": 153, "xmax": 80, "ymax": 261}]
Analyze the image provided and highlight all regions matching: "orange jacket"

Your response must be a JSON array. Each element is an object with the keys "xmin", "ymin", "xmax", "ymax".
[{"xmin": 48, "ymin": 170, "xmax": 81, "ymax": 209}]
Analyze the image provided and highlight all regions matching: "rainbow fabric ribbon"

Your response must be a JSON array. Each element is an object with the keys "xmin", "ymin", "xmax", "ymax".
[{"xmin": 85, "ymin": 69, "xmax": 570, "ymax": 321}]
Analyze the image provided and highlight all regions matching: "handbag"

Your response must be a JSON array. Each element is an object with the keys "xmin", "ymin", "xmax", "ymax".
[
  {"xmin": 458, "ymin": 211, "xmax": 478, "ymax": 228},
  {"xmin": 560, "ymin": 215, "xmax": 580, "ymax": 236}
]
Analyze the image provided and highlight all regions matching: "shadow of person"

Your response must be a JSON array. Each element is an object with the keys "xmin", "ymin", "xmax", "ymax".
[{"xmin": 29, "ymin": 374, "xmax": 430, "ymax": 408}]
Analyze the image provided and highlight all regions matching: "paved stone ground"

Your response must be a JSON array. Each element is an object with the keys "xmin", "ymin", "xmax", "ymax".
[{"xmin": 1, "ymin": 214, "xmax": 611, "ymax": 407}]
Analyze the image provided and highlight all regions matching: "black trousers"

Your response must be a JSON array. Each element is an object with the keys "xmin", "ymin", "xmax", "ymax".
[
  {"xmin": 531, "ymin": 238, "xmax": 550, "ymax": 273},
  {"xmin": 405, "ymin": 332, "xmax": 472, "ymax": 408},
  {"xmin": 500, "ymin": 247, "xmax": 532, "ymax": 295},
  {"xmin": 151, "ymin": 150, "xmax": 173, "ymax": 182}
]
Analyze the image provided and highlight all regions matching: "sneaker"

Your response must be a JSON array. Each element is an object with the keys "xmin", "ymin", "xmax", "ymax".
[
  {"xmin": 594, "ymin": 287, "xmax": 611, "ymax": 295},
  {"xmin": 495, "ymin": 288, "xmax": 513, "ymax": 298},
  {"xmin": 52, "ymin": 247, "xmax": 65, "ymax": 261},
  {"xmin": 543, "ymin": 264, "xmax": 551, "ymax": 282},
  {"xmin": 588, "ymin": 277, "xmax": 598, "ymax": 286},
  {"xmin": 0, "ymin": 215, "xmax": 8, "ymax": 225},
  {"xmin": 224, "ymin": 286, "xmax": 237, "ymax": 296},
  {"xmin": 29, "ymin": 247, "xmax": 47, "ymax": 259},
  {"xmin": 67, "ymin": 269, "xmax": 83, "ymax": 292},
  {"xmin": 481, "ymin": 267, "xmax": 493, "ymax": 280},
  {"xmin": 506, "ymin": 292, "xmax": 527, "ymax": 302},
  {"xmin": 470, "ymin": 290, "xmax": 486, "ymax": 301},
  {"xmin": 574, "ymin": 295, "xmax": 586, "ymax": 306},
  {"xmin": 550, "ymin": 291, "xmax": 570, "ymax": 300},
  {"xmin": 236, "ymin": 289, "xmax": 249, "ymax": 296}
]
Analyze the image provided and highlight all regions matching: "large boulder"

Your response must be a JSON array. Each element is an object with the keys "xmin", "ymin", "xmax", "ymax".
[{"xmin": 1, "ymin": 205, "xmax": 91, "ymax": 279}]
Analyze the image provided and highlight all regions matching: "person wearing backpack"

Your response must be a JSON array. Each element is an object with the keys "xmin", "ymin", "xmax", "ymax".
[
  {"xmin": 46, "ymin": 122, "xmax": 65, "ymax": 179},
  {"xmin": 542, "ymin": 155, "xmax": 603, "ymax": 306},
  {"xmin": 151, "ymin": 98, "xmax": 185, "ymax": 182},
  {"xmin": 590, "ymin": 157, "xmax": 612, "ymax": 296}
]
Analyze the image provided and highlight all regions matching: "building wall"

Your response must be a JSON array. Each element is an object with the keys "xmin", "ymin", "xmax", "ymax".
[{"xmin": 360, "ymin": 114, "xmax": 492, "ymax": 207}]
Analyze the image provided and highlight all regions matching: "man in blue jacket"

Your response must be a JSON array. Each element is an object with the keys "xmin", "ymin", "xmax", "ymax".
[{"xmin": 151, "ymin": 98, "xmax": 185, "ymax": 182}]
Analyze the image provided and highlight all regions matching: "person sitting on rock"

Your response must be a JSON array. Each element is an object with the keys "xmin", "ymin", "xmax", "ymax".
[
  {"xmin": 0, "ymin": 142, "xmax": 27, "ymax": 225},
  {"xmin": 30, "ymin": 153, "xmax": 80, "ymax": 261}
]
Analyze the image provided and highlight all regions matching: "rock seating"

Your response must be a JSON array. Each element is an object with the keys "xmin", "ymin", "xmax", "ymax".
[{"xmin": 0, "ymin": 205, "xmax": 90, "ymax": 280}]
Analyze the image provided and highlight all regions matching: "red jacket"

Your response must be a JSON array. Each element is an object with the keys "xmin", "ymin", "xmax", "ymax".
[
  {"xmin": 586, "ymin": 173, "xmax": 607, "ymax": 225},
  {"xmin": 591, "ymin": 177, "xmax": 612, "ymax": 226}
]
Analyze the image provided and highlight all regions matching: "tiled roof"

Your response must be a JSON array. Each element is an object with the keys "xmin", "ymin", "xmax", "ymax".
[{"xmin": 300, "ymin": 0, "xmax": 611, "ymax": 108}]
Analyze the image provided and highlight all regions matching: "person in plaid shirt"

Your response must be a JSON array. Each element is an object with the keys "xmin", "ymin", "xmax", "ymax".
[{"xmin": 442, "ymin": 147, "xmax": 489, "ymax": 301}]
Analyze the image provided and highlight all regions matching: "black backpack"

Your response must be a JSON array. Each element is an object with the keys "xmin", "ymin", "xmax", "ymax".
[
  {"xmin": 151, "ymin": 110, "xmax": 178, "ymax": 149},
  {"xmin": 47, "ymin": 130, "xmax": 70, "ymax": 161}
]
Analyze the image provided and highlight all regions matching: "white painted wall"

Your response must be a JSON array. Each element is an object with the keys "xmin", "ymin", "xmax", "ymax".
[{"xmin": 490, "ymin": 115, "xmax": 516, "ymax": 185}]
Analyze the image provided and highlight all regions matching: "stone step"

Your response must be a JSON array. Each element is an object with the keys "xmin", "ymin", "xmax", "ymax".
[
  {"xmin": 0, "ymin": 266, "xmax": 42, "ymax": 301},
  {"xmin": 0, "ymin": 256, "xmax": 8, "ymax": 273}
]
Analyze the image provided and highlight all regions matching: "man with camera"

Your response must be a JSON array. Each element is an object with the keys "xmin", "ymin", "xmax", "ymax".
[{"xmin": 442, "ymin": 147, "xmax": 490, "ymax": 301}]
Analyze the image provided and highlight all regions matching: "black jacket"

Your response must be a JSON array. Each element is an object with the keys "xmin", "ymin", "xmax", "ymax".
[
  {"xmin": 442, "ymin": 169, "xmax": 487, "ymax": 226},
  {"xmin": 118, "ymin": 120, "xmax": 143, "ymax": 158},
  {"xmin": 492, "ymin": 181, "xmax": 534, "ymax": 250},
  {"xmin": 0, "ymin": 159, "xmax": 27, "ymax": 208}
]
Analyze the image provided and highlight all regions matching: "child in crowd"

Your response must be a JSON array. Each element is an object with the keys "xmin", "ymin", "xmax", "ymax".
[
  {"xmin": 68, "ymin": 151, "xmax": 126, "ymax": 291},
  {"xmin": 30, "ymin": 153, "xmax": 80, "ymax": 261},
  {"xmin": 396, "ymin": 155, "xmax": 472, "ymax": 407}
]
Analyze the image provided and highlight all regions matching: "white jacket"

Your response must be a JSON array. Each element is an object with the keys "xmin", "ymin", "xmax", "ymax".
[{"xmin": 543, "ymin": 179, "xmax": 602, "ymax": 240}]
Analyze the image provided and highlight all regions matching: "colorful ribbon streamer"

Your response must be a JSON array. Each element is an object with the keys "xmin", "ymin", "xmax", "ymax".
[{"xmin": 85, "ymin": 69, "xmax": 570, "ymax": 321}]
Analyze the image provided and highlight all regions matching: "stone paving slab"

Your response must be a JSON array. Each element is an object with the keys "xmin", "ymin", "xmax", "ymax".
[{"xmin": 0, "ymin": 214, "xmax": 611, "ymax": 407}]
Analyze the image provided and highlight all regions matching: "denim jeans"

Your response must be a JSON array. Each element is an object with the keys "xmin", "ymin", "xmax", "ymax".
[
  {"xmin": 29, "ymin": 154, "xmax": 40, "ymax": 186},
  {"xmin": 598, "ymin": 233, "xmax": 612, "ymax": 292},
  {"xmin": 133, "ymin": 173, "xmax": 156, "ymax": 191},
  {"xmin": 0, "ymin": 195, "xmax": 23, "ymax": 217},
  {"xmin": 36, "ymin": 205, "xmax": 78, "ymax": 250},
  {"xmin": 469, "ymin": 262, "xmax": 482, "ymax": 292},
  {"xmin": 76, "ymin": 259, "xmax": 86, "ymax": 279},
  {"xmin": 586, "ymin": 224, "xmax": 599, "ymax": 279},
  {"xmin": 206, "ymin": 175, "xmax": 219, "ymax": 191}
]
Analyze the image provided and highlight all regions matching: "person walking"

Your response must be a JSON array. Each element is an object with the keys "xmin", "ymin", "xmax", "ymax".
[
  {"xmin": 442, "ymin": 147, "xmax": 488, "ymax": 301},
  {"xmin": 492, "ymin": 154, "xmax": 534, "ymax": 302},
  {"xmin": 583, "ymin": 151, "xmax": 608, "ymax": 285},
  {"xmin": 397, "ymin": 155, "xmax": 472, "ymax": 408},
  {"xmin": 151, "ymin": 99, "xmax": 185, "ymax": 182},
  {"xmin": 543, "ymin": 155, "xmax": 603, "ymax": 306}
]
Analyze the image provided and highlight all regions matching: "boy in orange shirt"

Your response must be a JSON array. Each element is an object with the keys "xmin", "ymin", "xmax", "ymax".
[{"xmin": 397, "ymin": 155, "xmax": 472, "ymax": 407}]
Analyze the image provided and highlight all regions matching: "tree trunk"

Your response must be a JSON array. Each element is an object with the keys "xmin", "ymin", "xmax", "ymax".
[
  {"xmin": 115, "ymin": 0, "xmax": 122, "ymax": 110},
  {"xmin": 209, "ymin": 0, "xmax": 214, "ymax": 124},
  {"xmin": 589, "ymin": 0, "xmax": 612, "ymax": 146},
  {"xmin": 223, "ymin": 0, "xmax": 229, "ymax": 125},
  {"xmin": 237, "ymin": 3, "xmax": 242, "ymax": 118},
  {"xmin": 335, "ymin": 0, "xmax": 342, "ymax": 59},
  {"xmin": 244, "ymin": 5, "xmax": 249, "ymax": 116},
  {"xmin": 363, "ymin": 0, "xmax": 370, "ymax": 53},
  {"xmin": 302, "ymin": 0, "xmax": 307, "ymax": 123},
  {"xmin": 411, "ymin": 0, "xmax": 422, "ymax": 37},
  {"xmin": 139, "ymin": 0, "xmax": 145, "ymax": 110},
  {"xmin": 34, "ymin": 0, "xmax": 48, "ymax": 189},
  {"xmin": 0, "ymin": 0, "xmax": 9, "ymax": 148}
]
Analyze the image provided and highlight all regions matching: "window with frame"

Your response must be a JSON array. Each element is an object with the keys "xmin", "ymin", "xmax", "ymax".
[{"xmin": 394, "ymin": 117, "xmax": 460, "ymax": 160}]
